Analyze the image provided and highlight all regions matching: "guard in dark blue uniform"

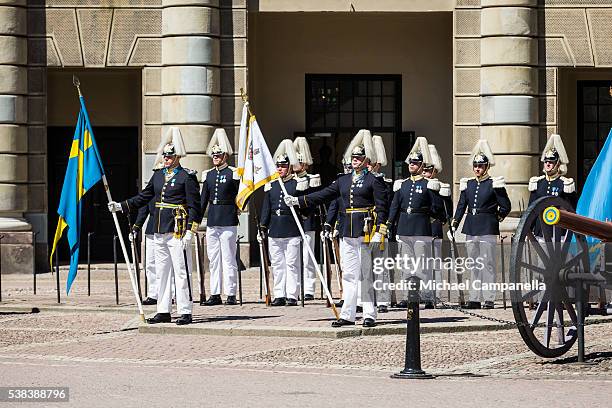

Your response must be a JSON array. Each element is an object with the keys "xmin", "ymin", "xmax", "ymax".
[
  {"xmin": 285, "ymin": 129, "xmax": 388, "ymax": 328},
  {"xmin": 293, "ymin": 137, "xmax": 321, "ymax": 300},
  {"xmin": 200, "ymin": 128, "xmax": 240, "ymax": 306},
  {"xmin": 108, "ymin": 127, "xmax": 202, "ymax": 325},
  {"xmin": 452, "ymin": 139, "xmax": 511, "ymax": 309},
  {"xmin": 388, "ymin": 137, "xmax": 443, "ymax": 307},
  {"xmin": 528, "ymin": 134, "xmax": 576, "ymax": 238},
  {"xmin": 260, "ymin": 139, "xmax": 307, "ymax": 306},
  {"xmin": 422, "ymin": 144, "xmax": 452, "ymax": 305}
]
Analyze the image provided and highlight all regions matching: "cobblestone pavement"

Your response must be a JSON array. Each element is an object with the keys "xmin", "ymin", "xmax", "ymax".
[{"xmin": 1, "ymin": 269, "xmax": 612, "ymax": 406}]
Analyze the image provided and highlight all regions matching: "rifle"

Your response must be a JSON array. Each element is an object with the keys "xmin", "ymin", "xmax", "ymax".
[
  {"xmin": 256, "ymin": 215, "xmax": 272, "ymax": 306},
  {"xmin": 444, "ymin": 200, "xmax": 464, "ymax": 306},
  {"xmin": 330, "ymin": 229, "xmax": 344, "ymax": 296},
  {"xmin": 318, "ymin": 205, "xmax": 334, "ymax": 307},
  {"xmin": 195, "ymin": 231, "xmax": 206, "ymax": 304}
]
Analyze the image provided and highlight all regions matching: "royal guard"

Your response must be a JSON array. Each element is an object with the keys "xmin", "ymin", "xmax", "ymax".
[
  {"xmin": 108, "ymin": 127, "xmax": 202, "ymax": 325},
  {"xmin": 200, "ymin": 128, "xmax": 240, "ymax": 306},
  {"xmin": 284, "ymin": 129, "xmax": 388, "ymax": 328},
  {"xmin": 293, "ymin": 137, "xmax": 321, "ymax": 301},
  {"xmin": 422, "ymin": 144, "xmax": 453, "ymax": 301},
  {"xmin": 452, "ymin": 139, "xmax": 511, "ymax": 309},
  {"xmin": 528, "ymin": 134, "xmax": 576, "ymax": 212},
  {"xmin": 387, "ymin": 137, "xmax": 443, "ymax": 309},
  {"xmin": 259, "ymin": 139, "xmax": 308, "ymax": 306}
]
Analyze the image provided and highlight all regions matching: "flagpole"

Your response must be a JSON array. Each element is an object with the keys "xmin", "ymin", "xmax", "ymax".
[
  {"xmin": 277, "ymin": 178, "xmax": 339, "ymax": 320},
  {"xmin": 73, "ymin": 77, "xmax": 145, "ymax": 322}
]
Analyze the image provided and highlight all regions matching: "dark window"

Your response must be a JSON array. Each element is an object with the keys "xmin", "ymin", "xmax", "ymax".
[
  {"xmin": 305, "ymin": 74, "xmax": 403, "ymax": 179},
  {"xmin": 577, "ymin": 81, "xmax": 612, "ymax": 188}
]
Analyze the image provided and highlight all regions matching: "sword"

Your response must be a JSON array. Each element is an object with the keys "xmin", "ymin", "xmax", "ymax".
[
  {"xmin": 183, "ymin": 248, "xmax": 193, "ymax": 302},
  {"xmin": 194, "ymin": 232, "xmax": 205, "ymax": 304}
]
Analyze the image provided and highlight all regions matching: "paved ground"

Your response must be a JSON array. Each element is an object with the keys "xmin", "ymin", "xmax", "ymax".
[{"xmin": 1, "ymin": 268, "xmax": 612, "ymax": 406}]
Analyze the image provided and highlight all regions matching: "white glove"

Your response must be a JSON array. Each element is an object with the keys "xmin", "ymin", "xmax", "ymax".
[
  {"xmin": 181, "ymin": 230, "xmax": 193, "ymax": 250},
  {"xmin": 128, "ymin": 231, "xmax": 136, "ymax": 243},
  {"xmin": 283, "ymin": 195, "xmax": 299, "ymax": 207},
  {"xmin": 257, "ymin": 233, "xmax": 263, "ymax": 244},
  {"xmin": 107, "ymin": 201, "xmax": 122, "ymax": 213},
  {"xmin": 332, "ymin": 229, "xmax": 339, "ymax": 238},
  {"xmin": 370, "ymin": 232, "xmax": 382, "ymax": 243},
  {"xmin": 320, "ymin": 231, "xmax": 329, "ymax": 241}
]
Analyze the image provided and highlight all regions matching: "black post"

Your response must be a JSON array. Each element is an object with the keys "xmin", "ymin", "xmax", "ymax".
[
  {"xmin": 55, "ymin": 250, "xmax": 60, "ymax": 304},
  {"xmin": 575, "ymin": 281, "xmax": 585, "ymax": 363},
  {"xmin": 500, "ymin": 235, "xmax": 507, "ymax": 310},
  {"xmin": 182, "ymin": 249, "xmax": 193, "ymax": 302},
  {"xmin": 236, "ymin": 237, "xmax": 243, "ymax": 306},
  {"xmin": 87, "ymin": 232, "xmax": 94, "ymax": 297},
  {"xmin": 113, "ymin": 235, "xmax": 119, "ymax": 305},
  {"xmin": 391, "ymin": 275, "xmax": 433, "ymax": 379},
  {"xmin": 300, "ymin": 239, "xmax": 304, "ymax": 307},
  {"xmin": 319, "ymin": 237, "xmax": 323, "ymax": 300},
  {"xmin": 33, "ymin": 232, "xmax": 38, "ymax": 295}
]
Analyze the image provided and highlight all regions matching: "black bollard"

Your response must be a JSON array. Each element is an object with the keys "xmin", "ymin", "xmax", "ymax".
[
  {"xmin": 236, "ymin": 237, "xmax": 243, "ymax": 306},
  {"xmin": 55, "ymin": 250, "xmax": 60, "ymax": 303},
  {"xmin": 33, "ymin": 232, "xmax": 38, "ymax": 295},
  {"xmin": 575, "ymin": 281, "xmax": 585, "ymax": 363},
  {"xmin": 87, "ymin": 232, "xmax": 94, "ymax": 296},
  {"xmin": 391, "ymin": 275, "xmax": 434, "ymax": 379},
  {"xmin": 113, "ymin": 235, "xmax": 119, "ymax": 305}
]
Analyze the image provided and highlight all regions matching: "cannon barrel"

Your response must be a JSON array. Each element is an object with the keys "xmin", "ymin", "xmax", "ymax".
[{"xmin": 543, "ymin": 206, "xmax": 612, "ymax": 242}]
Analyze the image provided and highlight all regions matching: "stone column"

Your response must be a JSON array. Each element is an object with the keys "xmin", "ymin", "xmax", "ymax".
[
  {"xmin": 0, "ymin": 0, "xmax": 28, "ymax": 230},
  {"xmin": 480, "ymin": 0, "xmax": 540, "ymax": 228},
  {"xmin": 160, "ymin": 0, "xmax": 220, "ymax": 177},
  {"xmin": 0, "ymin": 0, "xmax": 33, "ymax": 274}
]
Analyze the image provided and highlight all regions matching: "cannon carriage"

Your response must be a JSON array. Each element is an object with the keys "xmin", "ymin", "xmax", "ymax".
[{"xmin": 510, "ymin": 196, "xmax": 612, "ymax": 359}]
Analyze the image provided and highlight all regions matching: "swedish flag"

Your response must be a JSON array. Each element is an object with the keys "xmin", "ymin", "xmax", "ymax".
[{"xmin": 50, "ymin": 96, "xmax": 105, "ymax": 293}]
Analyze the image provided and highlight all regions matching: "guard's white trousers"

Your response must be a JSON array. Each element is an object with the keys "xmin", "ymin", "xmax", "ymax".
[
  {"xmin": 340, "ymin": 237, "xmax": 376, "ymax": 322},
  {"xmin": 397, "ymin": 236, "xmax": 434, "ymax": 302},
  {"xmin": 465, "ymin": 234, "xmax": 497, "ymax": 303},
  {"xmin": 144, "ymin": 234, "xmax": 159, "ymax": 299},
  {"xmin": 269, "ymin": 236, "xmax": 301, "ymax": 300},
  {"xmin": 303, "ymin": 231, "xmax": 317, "ymax": 295},
  {"xmin": 206, "ymin": 226, "xmax": 238, "ymax": 296},
  {"xmin": 154, "ymin": 233, "xmax": 192, "ymax": 315}
]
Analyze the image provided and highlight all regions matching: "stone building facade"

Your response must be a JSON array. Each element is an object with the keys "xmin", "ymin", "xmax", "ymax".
[{"xmin": 1, "ymin": 0, "xmax": 611, "ymax": 272}]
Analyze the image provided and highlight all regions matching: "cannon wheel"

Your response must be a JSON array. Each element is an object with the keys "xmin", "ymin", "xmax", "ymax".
[{"xmin": 510, "ymin": 196, "xmax": 590, "ymax": 358}]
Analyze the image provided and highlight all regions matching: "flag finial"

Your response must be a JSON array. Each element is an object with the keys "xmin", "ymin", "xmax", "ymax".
[{"xmin": 73, "ymin": 75, "xmax": 82, "ymax": 97}]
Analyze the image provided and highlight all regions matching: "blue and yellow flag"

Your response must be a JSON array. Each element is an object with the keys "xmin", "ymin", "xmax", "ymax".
[
  {"xmin": 576, "ymin": 128, "xmax": 612, "ymax": 270},
  {"xmin": 50, "ymin": 96, "xmax": 105, "ymax": 293}
]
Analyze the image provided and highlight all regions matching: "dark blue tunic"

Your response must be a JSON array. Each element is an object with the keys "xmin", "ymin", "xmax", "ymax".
[
  {"xmin": 297, "ymin": 171, "xmax": 388, "ymax": 238},
  {"xmin": 388, "ymin": 176, "xmax": 444, "ymax": 237},
  {"xmin": 453, "ymin": 176, "xmax": 511, "ymax": 236},
  {"xmin": 200, "ymin": 165, "xmax": 240, "ymax": 227},
  {"xmin": 260, "ymin": 176, "xmax": 307, "ymax": 238},
  {"xmin": 121, "ymin": 166, "xmax": 202, "ymax": 234}
]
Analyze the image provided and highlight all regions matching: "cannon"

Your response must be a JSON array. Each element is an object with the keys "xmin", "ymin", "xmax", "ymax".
[{"xmin": 510, "ymin": 196, "xmax": 612, "ymax": 359}]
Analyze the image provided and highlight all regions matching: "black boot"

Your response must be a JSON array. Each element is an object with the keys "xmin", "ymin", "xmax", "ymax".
[
  {"xmin": 424, "ymin": 302, "xmax": 434, "ymax": 309},
  {"xmin": 335, "ymin": 299, "xmax": 344, "ymax": 308},
  {"xmin": 363, "ymin": 318, "xmax": 376, "ymax": 328},
  {"xmin": 377, "ymin": 305, "xmax": 388, "ymax": 313},
  {"xmin": 483, "ymin": 301, "xmax": 494, "ymax": 309},
  {"xmin": 286, "ymin": 298, "xmax": 298, "ymax": 306},
  {"xmin": 304, "ymin": 294, "xmax": 315, "ymax": 301},
  {"xmin": 142, "ymin": 297, "xmax": 157, "ymax": 306},
  {"xmin": 331, "ymin": 319, "xmax": 355, "ymax": 327},
  {"xmin": 271, "ymin": 297, "xmax": 286, "ymax": 306},
  {"xmin": 146, "ymin": 313, "xmax": 171, "ymax": 324},
  {"xmin": 201, "ymin": 294, "xmax": 222, "ymax": 306},
  {"xmin": 466, "ymin": 301, "xmax": 481, "ymax": 309},
  {"xmin": 397, "ymin": 300, "xmax": 408, "ymax": 308},
  {"xmin": 225, "ymin": 296, "xmax": 237, "ymax": 305},
  {"xmin": 175, "ymin": 314, "xmax": 192, "ymax": 325}
]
